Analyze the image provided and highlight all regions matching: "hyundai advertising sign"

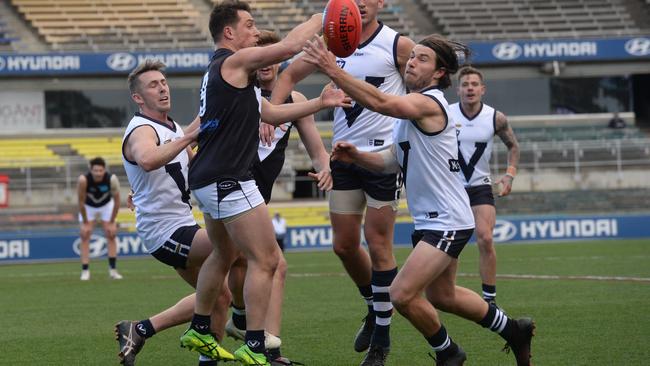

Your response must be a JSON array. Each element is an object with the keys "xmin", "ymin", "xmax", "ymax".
[
  {"xmin": 1, "ymin": 214, "xmax": 649, "ymax": 263},
  {"xmin": 1, "ymin": 37, "xmax": 649, "ymax": 76},
  {"xmin": 469, "ymin": 36, "xmax": 650, "ymax": 64}
]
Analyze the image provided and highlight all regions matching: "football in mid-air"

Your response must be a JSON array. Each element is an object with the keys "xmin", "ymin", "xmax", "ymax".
[{"xmin": 322, "ymin": 0, "xmax": 362, "ymax": 58}]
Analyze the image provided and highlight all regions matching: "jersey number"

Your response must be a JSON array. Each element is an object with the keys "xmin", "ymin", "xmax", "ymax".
[
  {"xmin": 165, "ymin": 162, "xmax": 191, "ymax": 208},
  {"xmin": 458, "ymin": 142, "xmax": 487, "ymax": 182},
  {"xmin": 343, "ymin": 76, "xmax": 385, "ymax": 127},
  {"xmin": 199, "ymin": 71, "xmax": 209, "ymax": 117}
]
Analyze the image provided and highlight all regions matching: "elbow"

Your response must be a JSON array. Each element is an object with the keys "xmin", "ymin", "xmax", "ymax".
[{"xmin": 139, "ymin": 159, "xmax": 159, "ymax": 172}]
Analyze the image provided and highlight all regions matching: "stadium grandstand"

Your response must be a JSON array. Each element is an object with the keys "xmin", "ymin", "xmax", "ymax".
[{"xmin": 0, "ymin": 0, "xmax": 649, "ymax": 249}]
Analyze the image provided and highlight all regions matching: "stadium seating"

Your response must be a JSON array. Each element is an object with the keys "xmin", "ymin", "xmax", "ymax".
[
  {"xmin": 415, "ymin": 0, "xmax": 649, "ymax": 40},
  {"xmin": 10, "ymin": 0, "xmax": 211, "ymax": 51},
  {"xmin": 0, "ymin": 139, "xmax": 65, "ymax": 168}
]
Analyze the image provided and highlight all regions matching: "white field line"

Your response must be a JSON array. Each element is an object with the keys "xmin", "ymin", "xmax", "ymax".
[{"xmin": 4, "ymin": 270, "xmax": 650, "ymax": 283}]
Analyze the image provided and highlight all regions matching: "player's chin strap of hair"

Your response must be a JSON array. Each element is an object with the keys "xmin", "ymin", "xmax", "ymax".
[{"xmin": 505, "ymin": 165, "xmax": 517, "ymax": 179}]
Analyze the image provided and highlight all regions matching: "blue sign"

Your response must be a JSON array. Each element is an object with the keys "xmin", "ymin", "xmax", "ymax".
[
  {"xmin": 0, "ymin": 51, "xmax": 212, "ymax": 76},
  {"xmin": 466, "ymin": 36, "xmax": 650, "ymax": 64},
  {"xmin": 1, "ymin": 36, "xmax": 649, "ymax": 76},
  {"xmin": 1, "ymin": 213, "xmax": 649, "ymax": 263}
]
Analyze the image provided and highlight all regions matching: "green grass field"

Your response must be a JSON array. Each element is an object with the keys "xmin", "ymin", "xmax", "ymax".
[{"xmin": 2, "ymin": 239, "xmax": 650, "ymax": 365}]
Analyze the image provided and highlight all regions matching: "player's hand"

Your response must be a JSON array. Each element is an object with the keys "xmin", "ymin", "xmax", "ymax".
[
  {"xmin": 302, "ymin": 37, "xmax": 337, "ymax": 74},
  {"xmin": 126, "ymin": 190, "xmax": 135, "ymax": 211},
  {"xmin": 308, "ymin": 168, "xmax": 333, "ymax": 192},
  {"xmin": 259, "ymin": 122, "xmax": 287, "ymax": 146},
  {"xmin": 320, "ymin": 83, "xmax": 352, "ymax": 108},
  {"xmin": 331, "ymin": 141, "xmax": 358, "ymax": 164},
  {"xmin": 496, "ymin": 175, "xmax": 513, "ymax": 197}
]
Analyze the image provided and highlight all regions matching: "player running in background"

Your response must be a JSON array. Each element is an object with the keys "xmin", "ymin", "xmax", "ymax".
[
  {"xmin": 449, "ymin": 66, "xmax": 520, "ymax": 304},
  {"xmin": 270, "ymin": 1, "xmax": 415, "ymax": 364},
  {"xmin": 77, "ymin": 156, "xmax": 122, "ymax": 281},
  {"xmin": 303, "ymin": 33, "xmax": 535, "ymax": 366}
]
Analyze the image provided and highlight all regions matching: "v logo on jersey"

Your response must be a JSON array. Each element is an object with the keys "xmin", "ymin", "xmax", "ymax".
[
  {"xmin": 458, "ymin": 142, "xmax": 487, "ymax": 182},
  {"xmin": 343, "ymin": 76, "xmax": 385, "ymax": 127}
]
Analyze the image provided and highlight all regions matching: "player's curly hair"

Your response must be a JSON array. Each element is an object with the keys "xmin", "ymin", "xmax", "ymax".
[
  {"xmin": 418, "ymin": 34, "xmax": 470, "ymax": 89},
  {"xmin": 209, "ymin": 0, "xmax": 252, "ymax": 43}
]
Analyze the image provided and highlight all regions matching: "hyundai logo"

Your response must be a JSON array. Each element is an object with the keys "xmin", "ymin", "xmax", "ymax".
[
  {"xmin": 492, "ymin": 42, "xmax": 522, "ymax": 61},
  {"xmin": 217, "ymin": 180, "xmax": 237, "ymax": 190},
  {"xmin": 106, "ymin": 52, "xmax": 137, "ymax": 71},
  {"xmin": 72, "ymin": 234, "xmax": 108, "ymax": 257},
  {"xmin": 0, "ymin": 57, "xmax": 5, "ymax": 71},
  {"xmin": 624, "ymin": 38, "xmax": 650, "ymax": 57},
  {"xmin": 493, "ymin": 220, "xmax": 517, "ymax": 242}
]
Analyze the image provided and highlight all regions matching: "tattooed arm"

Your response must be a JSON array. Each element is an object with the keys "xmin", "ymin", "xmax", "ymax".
[{"xmin": 495, "ymin": 111, "xmax": 520, "ymax": 196}]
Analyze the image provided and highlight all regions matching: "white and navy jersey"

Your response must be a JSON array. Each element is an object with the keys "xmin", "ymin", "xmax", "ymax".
[
  {"xmin": 122, "ymin": 112, "xmax": 196, "ymax": 253},
  {"xmin": 450, "ymin": 102, "xmax": 496, "ymax": 187},
  {"xmin": 394, "ymin": 87, "xmax": 474, "ymax": 231},
  {"xmin": 252, "ymin": 89, "xmax": 294, "ymax": 203},
  {"xmin": 189, "ymin": 48, "xmax": 263, "ymax": 190},
  {"xmin": 333, "ymin": 23, "xmax": 406, "ymax": 152},
  {"xmin": 85, "ymin": 172, "xmax": 112, "ymax": 207}
]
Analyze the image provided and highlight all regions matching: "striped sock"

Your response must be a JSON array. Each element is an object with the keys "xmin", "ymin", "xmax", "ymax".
[
  {"xmin": 231, "ymin": 303, "xmax": 246, "ymax": 330},
  {"xmin": 370, "ymin": 267, "xmax": 398, "ymax": 348},
  {"xmin": 482, "ymin": 283, "xmax": 496, "ymax": 302},
  {"xmin": 426, "ymin": 325, "xmax": 459, "ymax": 359},
  {"xmin": 477, "ymin": 303, "xmax": 515, "ymax": 342},
  {"xmin": 358, "ymin": 285, "xmax": 374, "ymax": 316}
]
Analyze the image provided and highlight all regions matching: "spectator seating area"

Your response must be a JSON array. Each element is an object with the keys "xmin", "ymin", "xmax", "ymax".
[
  {"xmin": 0, "ymin": 139, "xmax": 65, "ymax": 168},
  {"xmin": 10, "ymin": 0, "xmax": 211, "ymax": 51},
  {"xmin": 416, "ymin": 0, "xmax": 649, "ymax": 40},
  {"xmin": 5, "ymin": 0, "xmax": 650, "ymax": 51},
  {"xmin": 0, "ymin": 16, "xmax": 19, "ymax": 52}
]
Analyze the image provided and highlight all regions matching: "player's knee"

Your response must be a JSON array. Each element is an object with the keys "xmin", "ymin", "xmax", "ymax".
[
  {"xmin": 333, "ymin": 241, "xmax": 358, "ymax": 260},
  {"xmin": 275, "ymin": 254, "xmax": 287, "ymax": 280},
  {"xmin": 476, "ymin": 230, "xmax": 494, "ymax": 248},
  {"xmin": 389, "ymin": 284, "xmax": 412, "ymax": 312},
  {"xmin": 255, "ymin": 247, "xmax": 279, "ymax": 274}
]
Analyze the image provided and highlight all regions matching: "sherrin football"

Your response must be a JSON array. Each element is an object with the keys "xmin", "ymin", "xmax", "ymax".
[{"xmin": 322, "ymin": 0, "xmax": 362, "ymax": 58}]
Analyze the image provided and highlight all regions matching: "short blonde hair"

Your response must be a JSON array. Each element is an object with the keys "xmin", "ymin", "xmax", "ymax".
[{"xmin": 127, "ymin": 59, "xmax": 166, "ymax": 94}]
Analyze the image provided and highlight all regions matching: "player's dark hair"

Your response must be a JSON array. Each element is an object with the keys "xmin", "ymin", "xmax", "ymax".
[
  {"xmin": 257, "ymin": 29, "xmax": 280, "ymax": 46},
  {"xmin": 209, "ymin": 0, "xmax": 252, "ymax": 43},
  {"xmin": 89, "ymin": 157, "xmax": 106, "ymax": 168},
  {"xmin": 458, "ymin": 66, "xmax": 484, "ymax": 84},
  {"xmin": 127, "ymin": 59, "xmax": 166, "ymax": 94},
  {"xmin": 418, "ymin": 34, "xmax": 470, "ymax": 89}
]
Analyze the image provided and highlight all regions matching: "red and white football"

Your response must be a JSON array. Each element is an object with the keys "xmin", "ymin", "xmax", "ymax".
[{"xmin": 322, "ymin": 0, "xmax": 362, "ymax": 58}]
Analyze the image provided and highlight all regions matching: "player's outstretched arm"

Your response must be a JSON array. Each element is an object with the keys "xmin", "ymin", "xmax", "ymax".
[
  {"xmin": 227, "ymin": 14, "xmax": 323, "ymax": 76},
  {"xmin": 124, "ymin": 125, "xmax": 197, "ymax": 172},
  {"xmin": 332, "ymin": 142, "xmax": 399, "ymax": 174},
  {"xmin": 302, "ymin": 37, "xmax": 438, "ymax": 126},
  {"xmin": 495, "ymin": 111, "xmax": 520, "ymax": 196},
  {"xmin": 261, "ymin": 84, "xmax": 351, "ymax": 125},
  {"xmin": 271, "ymin": 57, "xmax": 318, "ymax": 105},
  {"xmin": 292, "ymin": 91, "xmax": 333, "ymax": 191}
]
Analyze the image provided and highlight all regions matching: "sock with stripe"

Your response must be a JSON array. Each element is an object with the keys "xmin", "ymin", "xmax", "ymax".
[
  {"xmin": 482, "ymin": 283, "xmax": 496, "ymax": 302},
  {"xmin": 358, "ymin": 284, "xmax": 374, "ymax": 317},
  {"xmin": 426, "ymin": 324, "xmax": 459, "ymax": 360},
  {"xmin": 231, "ymin": 303, "xmax": 247, "ymax": 330},
  {"xmin": 198, "ymin": 354, "xmax": 218, "ymax": 365},
  {"xmin": 135, "ymin": 319, "xmax": 156, "ymax": 339},
  {"xmin": 370, "ymin": 267, "xmax": 398, "ymax": 348},
  {"xmin": 477, "ymin": 303, "xmax": 515, "ymax": 342}
]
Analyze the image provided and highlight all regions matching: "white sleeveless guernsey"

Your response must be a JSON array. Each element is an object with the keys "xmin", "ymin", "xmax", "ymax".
[
  {"xmin": 449, "ymin": 102, "xmax": 496, "ymax": 187},
  {"xmin": 394, "ymin": 88, "xmax": 474, "ymax": 231},
  {"xmin": 333, "ymin": 23, "xmax": 406, "ymax": 152},
  {"xmin": 122, "ymin": 113, "xmax": 196, "ymax": 253}
]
